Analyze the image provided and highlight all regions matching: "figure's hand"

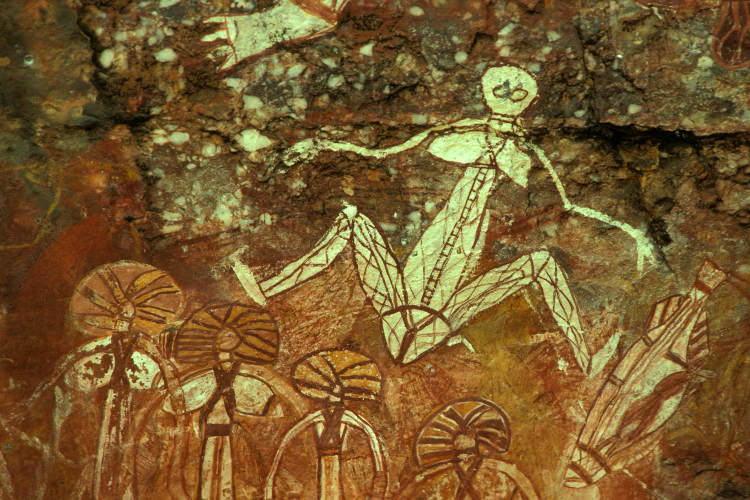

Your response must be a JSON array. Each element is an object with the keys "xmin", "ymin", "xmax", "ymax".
[
  {"xmin": 201, "ymin": 15, "xmax": 241, "ymax": 72},
  {"xmin": 282, "ymin": 138, "xmax": 323, "ymax": 166}
]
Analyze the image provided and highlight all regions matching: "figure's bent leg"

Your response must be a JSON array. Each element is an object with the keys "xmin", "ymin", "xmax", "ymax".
[
  {"xmin": 349, "ymin": 211, "xmax": 407, "ymax": 315},
  {"xmin": 402, "ymin": 167, "xmax": 496, "ymax": 310},
  {"xmin": 443, "ymin": 250, "xmax": 590, "ymax": 372},
  {"xmin": 233, "ymin": 205, "xmax": 406, "ymax": 314},
  {"xmin": 233, "ymin": 206, "xmax": 356, "ymax": 304}
]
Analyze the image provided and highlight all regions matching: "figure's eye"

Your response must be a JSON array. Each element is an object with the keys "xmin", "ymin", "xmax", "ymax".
[
  {"xmin": 492, "ymin": 82, "xmax": 511, "ymax": 100},
  {"xmin": 510, "ymin": 88, "xmax": 529, "ymax": 102}
]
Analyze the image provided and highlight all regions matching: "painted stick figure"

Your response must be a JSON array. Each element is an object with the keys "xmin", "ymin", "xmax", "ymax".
[
  {"xmin": 6, "ymin": 261, "xmax": 188, "ymax": 499},
  {"xmin": 234, "ymin": 65, "xmax": 648, "ymax": 371},
  {"xmin": 265, "ymin": 349, "xmax": 387, "ymax": 500},
  {"xmin": 164, "ymin": 302, "xmax": 306, "ymax": 499},
  {"xmin": 202, "ymin": 0, "xmax": 350, "ymax": 71},
  {"xmin": 400, "ymin": 398, "xmax": 540, "ymax": 499}
]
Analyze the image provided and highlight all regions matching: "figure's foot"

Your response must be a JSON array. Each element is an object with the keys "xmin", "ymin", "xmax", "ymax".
[
  {"xmin": 445, "ymin": 335, "xmax": 476, "ymax": 353},
  {"xmin": 229, "ymin": 249, "xmax": 268, "ymax": 306},
  {"xmin": 201, "ymin": 15, "xmax": 243, "ymax": 72}
]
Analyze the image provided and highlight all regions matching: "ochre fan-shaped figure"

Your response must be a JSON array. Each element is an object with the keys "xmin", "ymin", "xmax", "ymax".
[
  {"xmin": 415, "ymin": 398, "xmax": 511, "ymax": 470},
  {"xmin": 168, "ymin": 302, "xmax": 284, "ymax": 499},
  {"xmin": 7, "ymin": 261, "xmax": 187, "ymax": 499},
  {"xmin": 266, "ymin": 349, "xmax": 387, "ymax": 500},
  {"xmin": 70, "ymin": 260, "xmax": 184, "ymax": 337},
  {"xmin": 400, "ymin": 398, "xmax": 539, "ymax": 500},
  {"xmin": 292, "ymin": 349, "xmax": 381, "ymax": 404},
  {"xmin": 173, "ymin": 303, "xmax": 279, "ymax": 366}
]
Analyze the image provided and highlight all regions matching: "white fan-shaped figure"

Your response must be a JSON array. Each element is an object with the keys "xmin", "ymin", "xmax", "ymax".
[
  {"xmin": 202, "ymin": 0, "xmax": 350, "ymax": 71},
  {"xmin": 234, "ymin": 65, "xmax": 654, "ymax": 372}
]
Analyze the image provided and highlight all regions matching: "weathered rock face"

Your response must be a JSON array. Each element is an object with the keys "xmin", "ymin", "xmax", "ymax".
[{"xmin": 1, "ymin": 0, "xmax": 748, "ymax": 499}]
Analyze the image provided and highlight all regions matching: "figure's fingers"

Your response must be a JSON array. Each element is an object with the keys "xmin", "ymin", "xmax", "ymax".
[
  {"xmin": 203, "ymin": 15, "xmax": 228, "ymax": 25},
  {"xmin": 217, "ymin": 51, "xmax": 240, "ymax": 72},
  {"xmin": 201, "ymin": 29, "xmax": 228, "ymax": 43}
]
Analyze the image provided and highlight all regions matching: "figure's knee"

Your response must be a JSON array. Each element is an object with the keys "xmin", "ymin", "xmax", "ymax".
[
  {"xmin": 529, "ymin": 249, "xmax": 552, "ymax": 267},
  {"xmin": 341, "ymin": 201, "xmax": 359, "ymax": 220},
  {"xmin": 347, "ymin": 205, "xmax": 380, "ymax": 231}
]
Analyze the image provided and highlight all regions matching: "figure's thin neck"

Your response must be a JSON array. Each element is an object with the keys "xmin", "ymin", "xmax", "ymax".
[{"xmin": 489, "ymin": 113, "xmax": 521, "ymax": 134}]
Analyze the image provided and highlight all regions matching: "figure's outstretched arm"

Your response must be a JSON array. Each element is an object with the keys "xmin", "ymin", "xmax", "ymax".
[
  {"xmin": 527, "ymin": 143, "xmax": 659, "ymax": 273},
  {"xmin": 282, "ymin": 118, "xmax": 485, "ymax": 165}
]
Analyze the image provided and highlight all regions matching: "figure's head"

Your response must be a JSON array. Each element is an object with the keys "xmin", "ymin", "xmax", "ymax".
[{"xmin": 482, "ymin": 65, "xmax": 538, "ymax": 116}]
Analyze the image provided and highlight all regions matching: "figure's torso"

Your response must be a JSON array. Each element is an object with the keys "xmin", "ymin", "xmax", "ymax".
[{"xmin": 425, "ymin": 124, "xmax": 532, "ymax": 187}]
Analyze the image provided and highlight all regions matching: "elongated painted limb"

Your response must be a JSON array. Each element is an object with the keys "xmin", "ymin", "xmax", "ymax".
[
  {"xmin": 0, "ymin": 414, "xmax": 77, "ymax": 469},
  {"xmin": 94, "ymin": 387, "xmax": 133, "ymax": 499},
  {"xmin": 264, "ymin": 410, "xmax": 325, "ymax": 499},
  {"xmin": 199, "ymin": 434, "xmax": 234, "ymax": 500},
  {"xmin": 232, "ymin": 206, "xmax": 356, "ymax": 306},
  {"xmin": 202, "ymin": 0, "xmax": 336, "ymax": 71},
  {"xmin": 6, "ymin": 339, "xmax": 112, "ymax": 423},
  {"xmin": 234, "ymin": 204, "xmax": 407, "ymax": 318},
  {"xmin": 527, "ymin": 143, "xmax": 659, "ymax": 273},
  {"xmin": 340, "ymin": 410, "xmax": 388, "ymax": 498},
  {"xmin": 486, "ymin": 460, "xmax": 540, "ymax": 500},
  {"xmin": 281, "ymin": 118, "xmax": 485, "ymax": 166},
  {"xmin": 444, "ymin": 250, "xmax": 591, "ymax": 373},
  {"xmin": 72, "ymin": 462, "xmax": 94, "ymax": 500},
  {"xmin": 132, "ymin": 336, "xmax": 190, "ymax": 499}
]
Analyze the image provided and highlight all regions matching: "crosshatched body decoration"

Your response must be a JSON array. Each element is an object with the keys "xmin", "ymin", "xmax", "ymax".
[
  {"xmin": 233, "ymin": 65, "xmax": 659, "ymax": 373},
  {"xmin": 265, "ymin": 349, "xmax": 387, "ymax": 500},
  {"xmin": 565, "ymin": 260, "xmax": 728, "ymax": 489},
  {"xmin": 399, "ymin": 398, "xmax": 539, "ymax": 499}
]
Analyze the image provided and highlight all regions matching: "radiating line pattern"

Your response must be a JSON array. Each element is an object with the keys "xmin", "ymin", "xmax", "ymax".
[
  {"xmin": 173, "ymin": 303, "xmax": 279, "ymax": 366},
  {"xmin": 292, "ymin": 349, "xmax": 382, "ymax": 403},
  {"xmin": 70, "ymin": 261, "xmax": 185, "ymax": 337},
  {"xmin": 415, "ymin": 398, "xmax": 511, "ymax": 470}
]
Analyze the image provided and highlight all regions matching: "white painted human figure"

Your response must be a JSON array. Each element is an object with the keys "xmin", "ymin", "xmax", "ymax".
[
  {"xmin": 233, "ymin": 65, "xmax": 651, "ymax": 372},
  {"xmin": 202, "ymin": 0, "xmax": 350, "ymax": 71}
]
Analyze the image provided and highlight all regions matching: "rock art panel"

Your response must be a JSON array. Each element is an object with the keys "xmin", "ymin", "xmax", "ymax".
[{"xmin": 1, "ymin": 0, "xmax": 749, "ymax": 498}]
